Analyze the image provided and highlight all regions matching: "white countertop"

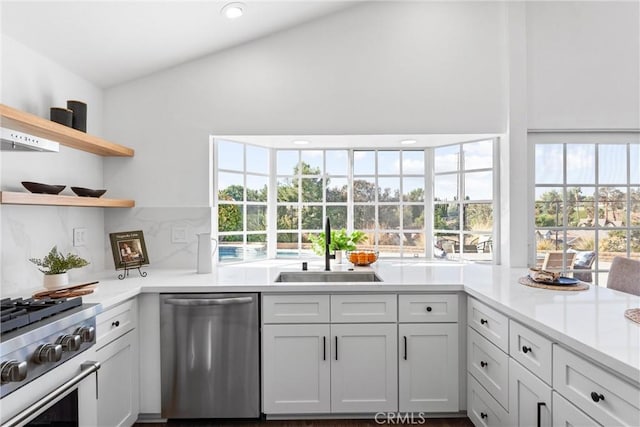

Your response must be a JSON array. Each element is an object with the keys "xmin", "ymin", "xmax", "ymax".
[{"xmin": 30, "ymin": 259, "xmax": 640, "ymax": 385}]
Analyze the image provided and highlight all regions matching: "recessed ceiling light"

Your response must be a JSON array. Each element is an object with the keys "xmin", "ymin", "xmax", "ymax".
[
  {"xmin": 293, "ymin": 140, "xmax": 310, "ymax": 145},
  {"xmin": 221, "ymin": 2, "xmax": 245, "ymax": 19},
  {"xmin": 401, "ymin": 139, "xmax": 417, "ymax": 145}
]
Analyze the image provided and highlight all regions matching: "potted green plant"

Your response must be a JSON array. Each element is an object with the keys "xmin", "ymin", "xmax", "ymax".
[
  {"xmin": 309, "ymin": 229, "xmax": 367, "ymax": 263},
  {"xmin": 30, "ymin": 246, "xmax": 89, "ymax": 290}
]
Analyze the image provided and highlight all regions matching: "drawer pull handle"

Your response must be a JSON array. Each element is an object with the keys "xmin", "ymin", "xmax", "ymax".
[
  {"xmin": 112, "ymin": 321, "xmax": 120, "ymax": 328},
  {"xmin": 537, "ymin": 402, "xmax": 546, "ymax": 427},
  {"xmin": 590, "ymin": 392, "xmax": 605, "ymax": 403},
  {"xmin": 426, "ymin": 306, "xmax": 432, "ymax": 312},
  {"xmin": 323, "ymin": 336, "xmax": 326, "ymax": 361},
  {"xmin": 480, "ymin": 412, "xmax": 487, "ymax": 419},
  {"xmin": 522, "ymin": 346, "xmax": 532, "ymax": 354},
  {"xmin": 480, "ymin": 318, "xmax": 488, "ymax": 325},
  {"xmin": 335, "ymin": 336, "xmax": 338, "ymax": 361},
  {"xmin": 403, "ymin": 336, "xmax": 408, "ymax": 360},
  {"xmin": 480, "ymin": 361, "xmax": 488, "ymax": 368}
]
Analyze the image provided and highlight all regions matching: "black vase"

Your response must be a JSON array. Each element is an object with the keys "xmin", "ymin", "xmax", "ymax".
[
  {"xmin": 66, "ymin": 100, "xmax": 87, "ymax": 132},
  {"xmin": 50, "ymin": 107, "xmax": 73, "ymax": 127}
]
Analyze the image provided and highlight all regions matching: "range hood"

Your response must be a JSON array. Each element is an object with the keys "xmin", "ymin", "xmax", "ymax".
[{"xmin": 1, "ymin": 127, "xmax": 59, "ymax": 152}]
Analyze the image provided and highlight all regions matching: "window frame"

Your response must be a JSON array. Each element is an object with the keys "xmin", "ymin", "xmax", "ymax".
[
  {"xmin": 213, "ymin": 138, "xmax": 499, "ymax": 264},
  {"xmin": 530, "ymin": 133, "xmax": 640, "ymax": 285}
]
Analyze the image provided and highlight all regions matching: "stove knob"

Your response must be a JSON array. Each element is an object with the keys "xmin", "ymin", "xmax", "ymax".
[
  {"xmin": 57, "ymin": 334, "xmax": 82, "ymax": 352},
  {"xmin": 0, "ymin": 360, "xmax": 28, "ymax": 383},
  {"xmin": 33, "ymin": 344, "xmax": 63, "ymax": 364},
  {"xmin": 74, "ymin": 326, "xmax": 95, "ymax": 343}
]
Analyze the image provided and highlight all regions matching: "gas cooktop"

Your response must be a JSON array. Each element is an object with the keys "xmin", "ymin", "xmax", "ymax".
[
  {"xmin": 0, "ymin": 297, "xmax": 83, "ymax": 335},
  {"xmin": 0, "ymin": 296, "xmax": 100, "ymax": 398}
]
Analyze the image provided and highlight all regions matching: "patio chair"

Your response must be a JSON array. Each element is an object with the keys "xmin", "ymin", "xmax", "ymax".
[
  {"xmin": 606, "ymin": 257, "xmax": 640, "ymax": 296},
  {"xmin": 542, "ymin": 251, "xmax": 576, "ymax": 273}
]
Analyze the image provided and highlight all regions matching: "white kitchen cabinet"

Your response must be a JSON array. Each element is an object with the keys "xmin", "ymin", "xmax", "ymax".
[
  {"xmin": 553, "ymin": 345, "xmax": 640, "ymax": 426},
  {"xmin": 96, "ymin": 329, "xmax": 139, "ymax": 426},
  {"xmin": 552, "ymin": 391, "xmax": 602, "ymax": 427},
  {"xmin": 398, "ymin": 323, "xmax": 459, "ymax": 412},
  {"xmin": 467, "ymin": 373, "xmax": 510, "ymax": 427},
  {"xmin": 262, "ymin": 324, "xmax": 330, "ymax": 414},
  {"xmin": 467, "ymin": 326, "xmax": 509, "ymax": 410},
  {"xmin": 95, "ymin": 299, "xmax": 139, "ymax": 427},
  {"xmin": 509, "ymin": 358, "xmax": 552, "ymax": 427},
  {"xmin": 331, "ymin": 294, "xmax": 397, "ymax": 323},
  {"xmin": 509, "ymin": 321, "xmax": 553, "ymax": 386},
  {"xmin": 468, "ymin": 297, "xmax": 509, "ymax": 353},
  {"xmin": 331, "ymin": 323, "xmax": 397, "ymax": 413},
  {"xmin": 262, "ymin": 294, "xmax": 329, "ymax": 324}
]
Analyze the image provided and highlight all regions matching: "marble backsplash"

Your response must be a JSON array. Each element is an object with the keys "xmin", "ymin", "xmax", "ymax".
[
  {"xmin": 0, "ymin": 206, "xmax": 211, "ymax": 296},
  {"xmin": 1, "ymin": 205, "xmax": 105, "ymax": 295},
  {"xmin": 104, "ymin": 207, "xmax": 212, "ymax": 271}
]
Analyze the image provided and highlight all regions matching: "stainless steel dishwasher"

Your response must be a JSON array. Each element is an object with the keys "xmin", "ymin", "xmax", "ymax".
[{"xmin": 160, "ymin": 293, "xmax": 260, "ymax": 419}]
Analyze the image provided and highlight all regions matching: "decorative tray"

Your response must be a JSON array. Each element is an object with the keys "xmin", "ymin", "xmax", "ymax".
[{"xmin": 529, "ymin": 275, "xmax": 580, "ymax": 285}]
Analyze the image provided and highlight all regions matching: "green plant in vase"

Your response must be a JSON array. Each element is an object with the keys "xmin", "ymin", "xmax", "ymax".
[
  {"xmin": 309, "ymin": 229, "xmax": 367, "ymax": 263},
  {"xmin": 30, "ymin": 246, "xmax": 89, "ymax": 290}
]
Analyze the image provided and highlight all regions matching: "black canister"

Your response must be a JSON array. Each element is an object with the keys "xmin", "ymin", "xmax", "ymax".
[
  {"xmin": 50, "ymin": 107, "xmax": 73, "ymax": 127},
  {"xmin": 66, "ymin": 100, "xmax": 87, "ymax": 132}
]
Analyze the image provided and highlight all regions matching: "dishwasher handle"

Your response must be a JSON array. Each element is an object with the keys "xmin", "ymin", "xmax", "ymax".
[{"xmin": 164, "ymin": 297, "xmax": 254, "ymax": 306}]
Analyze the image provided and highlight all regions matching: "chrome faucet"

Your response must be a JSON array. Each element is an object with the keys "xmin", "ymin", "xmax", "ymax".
[{"xmin": 325, "ymin": 217, "xmax": 334, "ymax": 271}]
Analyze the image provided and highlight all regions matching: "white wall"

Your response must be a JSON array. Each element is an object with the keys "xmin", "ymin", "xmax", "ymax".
[
  {"xmin": 104, "ymin": 1, "xmax": 508, "ymax": 207},
  {"xmin": 526, "ymin": 1, "xmax": 640, "ymax": 130},
  {"xmin": 1, "ymin": 35, "xmax": 106, "ymax": 293}
]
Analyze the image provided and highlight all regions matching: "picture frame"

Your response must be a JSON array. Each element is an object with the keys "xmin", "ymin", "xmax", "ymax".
[{"xmin": 109, "ymin": 230, "xmax": 149, "ymax": 270}]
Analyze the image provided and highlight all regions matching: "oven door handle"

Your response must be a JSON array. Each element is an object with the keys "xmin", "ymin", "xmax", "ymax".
[{"xmin": 1, "ymin": 361, "xmax": 100, "ymax": 427}]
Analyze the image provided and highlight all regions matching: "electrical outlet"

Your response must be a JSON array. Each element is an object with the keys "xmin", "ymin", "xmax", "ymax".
[
  {"xmin": 73, "ymin": 228, "xmax": 87, "ymax": 247},
  {"xmin": 172, "ymin": 226, "xmax": 187, "ymax": 243}
]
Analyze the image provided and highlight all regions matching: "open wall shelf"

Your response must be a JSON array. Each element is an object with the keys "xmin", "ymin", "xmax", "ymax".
[
  {"xmin": 0, "ymin": 192, "xmax": 135, "ymax": 208},
  {"xmin": 0, "ymin": 104, "xmax": 134, "ymax": 157}
]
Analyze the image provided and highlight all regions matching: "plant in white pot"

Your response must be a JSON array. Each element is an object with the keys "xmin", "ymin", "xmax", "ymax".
[
  {"xmin": 309, "ymin": 229, "xmax": 367, "ymax": 264},
  {"xmin": 30, "ymin": 246, "xmax": 89, "ymax": 290}
]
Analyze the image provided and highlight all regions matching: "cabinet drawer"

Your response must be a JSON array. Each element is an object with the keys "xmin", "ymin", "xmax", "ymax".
[
  {"xmin": 509, "ymin": 320, "xmax": 552, "ymax": 385},
  {"xmin": 467, "ymin": 327, "xmax": 508, "ymax": 410},
  {"xmin": 467, "ymin": 373, "xmax": 510, "ymax": 427},
  {"xmin": 553, "ymin": 345, "xmax": 640, "ymax": 426},
  {"xmin": 331, "ymin": 294, "xmax": 397, "ymax": 323},
  {"xmin": 263, "ymin": 295, "xmax": 329, "ymax": 323},
  {"xmin": 553, "ymin": 391, "xmax": 602, "ymax": 427},
  {"xmin": 468, "ymin": 297, "xmax": 508, "ymax": 352},
  {"xmin": 96, "ymin": 299, "xmax": 137, "ymax": 347},
  {"xmin": 398, "ymin": 294, "xmax": 458, "ymax": 323}
]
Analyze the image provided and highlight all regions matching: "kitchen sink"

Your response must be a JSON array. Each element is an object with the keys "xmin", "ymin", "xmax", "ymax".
[{"xmin": 274, "ymin": 271, "xmax": 383, "ymax": 283}]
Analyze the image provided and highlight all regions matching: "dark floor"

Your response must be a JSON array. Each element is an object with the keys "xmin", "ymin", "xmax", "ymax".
[{"xmin": 135, "ymin": 417, "xmax": 474, "ymax": 427}]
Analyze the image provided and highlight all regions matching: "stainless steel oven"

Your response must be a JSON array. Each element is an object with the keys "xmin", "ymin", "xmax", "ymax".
[{"xmin": 0, "ymin": 297, "xmax": 100, "ymax": 427}]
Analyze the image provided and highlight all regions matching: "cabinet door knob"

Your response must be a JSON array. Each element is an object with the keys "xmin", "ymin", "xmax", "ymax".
[
  {"xmin": 590, "ymin": 391, "xmax": 605, "ymax": 402},
  {"xmin": 112, "ymin": 320, "xmax": 120, "ymax": 328},
  {"xmin": 522, "ymin": 346, "xmax": 532, "ymax": 354},
  {"xmin": 480, "ymin": 412, "xmax": 487, "ymax": 419},
  {"xmin": 480, "ymin": 318, "xmax": 488, "ymax": 325},
  {"xmin": 426, "ymin": 306, "xmax": 432, "ymax": 312},
  {"xmin": 480, "ymin": 360, "xmax": 488, "ymax": 368}
]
